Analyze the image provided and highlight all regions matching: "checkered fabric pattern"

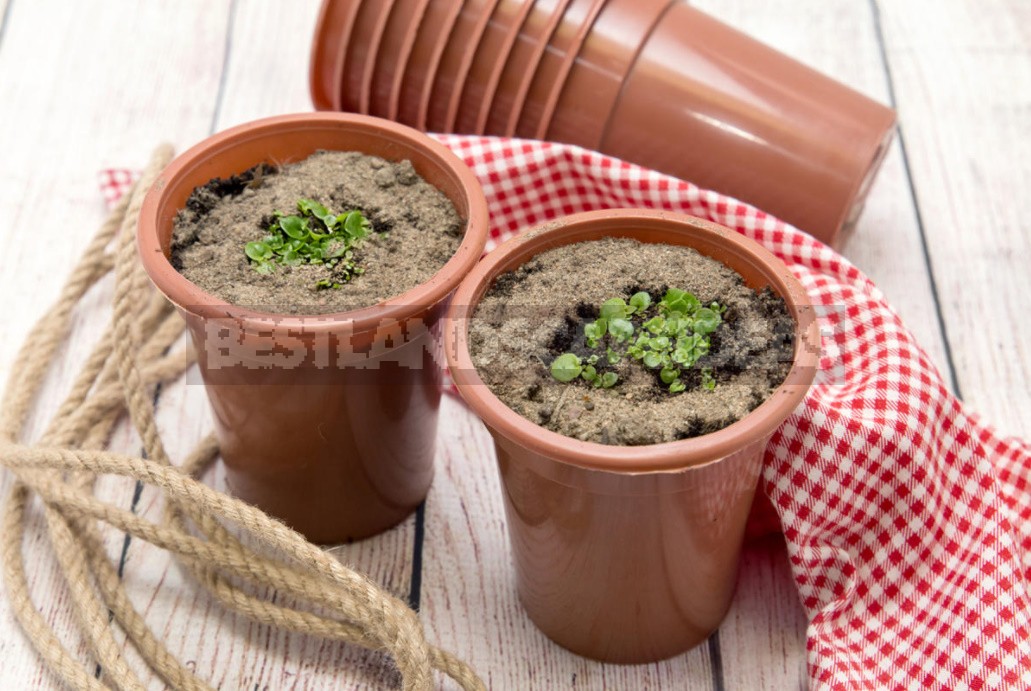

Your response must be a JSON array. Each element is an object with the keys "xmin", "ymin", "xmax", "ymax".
[{"xmin": 100, "ymin": 136, "xmax": 1031, "ymax": 690}]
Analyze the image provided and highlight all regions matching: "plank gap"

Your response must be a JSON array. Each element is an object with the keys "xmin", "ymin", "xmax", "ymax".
[
  {"xmin": 115, "ymin": 0, "xmax": 238, "ymax": 599},
  {"xmin": 408, "ymin": 499, "xmax": 427, "ymax": 611},
  {"xmin": 707, "ymin": 630, "xmax": 726, "ymax": 691},
  {"xmin": 869, "ymin": 0, "xmax": 963, "ymax": 398},
  {"xmin": 210, "ymin": 0, "xmax": 240, "ymax": 135},
  {"xmin": 0, "ymin": 0, "xmax": 14, "ymax": 54}
]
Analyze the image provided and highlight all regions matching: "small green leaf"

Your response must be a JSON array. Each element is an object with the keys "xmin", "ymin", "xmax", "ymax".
[
  {"xmin": 644, "ymin": 316, "xmax": 665, "ymax": 334},
  {"xmin": 599, "ymin": 298, "xmax": 628, "ymax": 321},
  {"xmin": 628, "ymin": 291, "xmax": 651, "ymax": 314},
  {"xmin": 279, "ymin": 215, "xmax": 308, "ymax": 239},
  {"xmin": 648, "ymin": 336, "xmax": 670, "ymax": 351},
  {"xmin": 608, "ymin": 317, "xmax": 634, "ymax": 342},
  {"xmin": 606, "ymin": 347, "xmax": 622, "ymax": 365},
  {"xmin": 323, "ymin": 241, "xmax": 347, "ymax": 259},
  {"xmin": 669, "ymin": 380, "xmax": 686, "ymax": 393},
  {"xmin": 643, "ymin": 352, "xmax": 661, "ymax": 369},
  {"xmin": 693, "ymin": 307, "xmax": 721, "ymax": 335},
  {"xmin": 701, "ymin": 367, "xmax": 716, "ymax": 391},
  {"xmin": 551, "ymin": 353, "xmax": 582, "ymax": 382},
  {"xmin": 599, "ymin": 372, "xmax": 618, "ymax": 388},
  {"xmin": 660, "ymin": 367, "xmax": 679, "ymax": 385},
  {"xmin": 244, "ymin": 241, "xmax": 271, "ymax": 262},
  {"xmin": 584, "ymin": 319, "xmax": 607, "ymax": 347},
  {"xmin": 661, "ymin": 288, "xmax": 700, "ymax": 315},
  {"xmin": 297, "ymin": 199, "xmax": 328, "ymax": 218},
  {"xmin": 581, "ymin": 365, "xmax": 598, "ymax": 383},
  {"xmin": 343, "ymin": 211, "xmax": 369, "ymax": 239}
]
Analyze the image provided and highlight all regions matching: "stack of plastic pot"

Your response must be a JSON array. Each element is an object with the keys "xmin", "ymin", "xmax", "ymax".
[{"xmin": 310, "ymin": 0, "xmax": 896, "ymax": 247}]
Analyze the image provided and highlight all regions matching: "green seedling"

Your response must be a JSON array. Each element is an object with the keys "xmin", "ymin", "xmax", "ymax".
[
  {"xmin": 244, "ymin": 198, "xmax": 373, "ymax": 289},
  {"xmin": 549, "ymin": 352, "xmax": 618, "ymax": 389},
  {"xmin": 550, "ymin": 288, "xmax": 725, "ymax": 394}
]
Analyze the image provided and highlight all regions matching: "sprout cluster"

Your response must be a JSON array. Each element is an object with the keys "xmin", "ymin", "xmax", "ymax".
[
  {"xmin": 244, "ymin": 198, "xmax": 373, "ymax": 290},
  {"xmin": 550, "ymin": 288, "xmax": 725, "ymax": 394}
]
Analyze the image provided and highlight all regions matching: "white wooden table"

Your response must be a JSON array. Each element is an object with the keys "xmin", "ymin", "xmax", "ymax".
[{"xmin": 0, "ymin": 1, "xmax": 1027, "ymax": 688}]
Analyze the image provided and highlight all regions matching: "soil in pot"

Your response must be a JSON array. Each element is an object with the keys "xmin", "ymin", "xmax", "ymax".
[
  {"xmin": 171, "ymin": 150, "xmax": 463, "ymax": 315},
  {"xmin": 469, "ymin": 237, "xmax": 795, "ymax": 445}
]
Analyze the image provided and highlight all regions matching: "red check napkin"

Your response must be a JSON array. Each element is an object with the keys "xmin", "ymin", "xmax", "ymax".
[{"xmin": 101, "ymin": 136, "xmax": 1031, "ymax": 690}]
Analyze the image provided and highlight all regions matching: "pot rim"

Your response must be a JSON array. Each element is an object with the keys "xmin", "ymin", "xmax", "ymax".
[
  {"xmin": 138, "ymin": 112, "xmax": 489, "ymax": 333},
  {"xmin": 445, "ymin": 208, "xmax": 821, "ymax": 474}
]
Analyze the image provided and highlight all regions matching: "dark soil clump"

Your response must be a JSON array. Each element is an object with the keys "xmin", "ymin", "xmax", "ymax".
[
  {"xmin": 468, "ymin": 238, "xmax": 795, "ymax": 445},
  {"xmin": 171, "ymin": 150, "xmax": 463, "ymax": 314}
]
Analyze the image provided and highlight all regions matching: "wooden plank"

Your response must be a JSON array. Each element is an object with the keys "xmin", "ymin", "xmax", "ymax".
[
  {"xmin": 665, "ymin": 1, "xmax": 938, "ymax": 687},
  {"xmin": 0, "ymin": 0, "xmax": 233, "ymax": 687},
  {"xmin": 111, "ymin": 1, "xmax": 421, "ymax": 688},
  {"xmin": 691, "ymin": 0, "xmax": 953, "ymax": 389},
  {"xmin": 0, "ymin": 0, "xmax": 230, "ymax": 401},
  {"xmin": 720, "ymin": 538, "xmax": 808, "ymax": 690},
  {"xmin": 212, "ymin": 0, "xmax": 322, "ymax": 130},
  {"xmin": 875, "ymin": 0, "xmax": 1031, "ymax": 438},
  {"xmin": 423, "ymin": 398, "xmax": 720, "ymax": 689}
]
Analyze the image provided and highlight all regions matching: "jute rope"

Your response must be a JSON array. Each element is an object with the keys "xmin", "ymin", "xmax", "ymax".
[{"xmin": 0, "ymin": 145, "xmax": 485, "ymax": 691}]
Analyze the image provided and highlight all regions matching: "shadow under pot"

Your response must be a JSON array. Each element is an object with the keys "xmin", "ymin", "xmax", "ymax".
[
  {"xmin": 445, "ymin": 209, "xmax": 820, "ymax": 663},
  {"xmin": 137, "ymin": 112, "xmax": 488, "ymax": 544}
]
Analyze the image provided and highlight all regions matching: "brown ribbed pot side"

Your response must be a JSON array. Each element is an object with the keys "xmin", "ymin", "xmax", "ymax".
[
  {"xmin": 138, "ymin": 113, "xmax": 488, "ymax": 544},
  {"xmin": 374, "ymin": 0, "xmax": 431, "ymax": 120},
  {"xmin": 599, "ymin": 2, "xmax": 896, "ymax": 246},
  {"xmin": 445, "ymin": 209, "xmax": 820, "ymax": 662},
  {"xmin": 516, "ymin": 0, "xmax": 605, "ymax": 140},
  {"xmin": 339, "ymin": 0, "xmax": 395, "ymax": 114},
  {"xmin": 397, "ymin": 0, "xmax": 464, "ymax": 130},
  {"xmin": 547, "ymin": 0, "xmax": 671, "ymax": 151},
  {"xmin": 426, "ymin": 0, "xmax": 502, "ymax": 134},
  {"xmin": 487, "ymin": 0, "xmax": 571, "ymax": 137},
  {"xmin": 308, "ymin": 0, "xmax": 359, "ymax": 111},
  {"xmin": 455, "ymin": 0, "xmax": 536, "ymax": 135}
]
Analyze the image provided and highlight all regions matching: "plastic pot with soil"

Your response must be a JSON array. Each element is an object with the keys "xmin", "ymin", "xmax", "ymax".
[
  {"xmin": 138, "ymin": 113, "xmax": 488, "ymax": 544},
  {"xmin": 445, "ymin": 209, "xmax": 820, "ymax": 663}
]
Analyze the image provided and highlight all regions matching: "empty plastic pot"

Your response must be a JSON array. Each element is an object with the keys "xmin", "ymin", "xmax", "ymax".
[
  {"xmin": 546, "ymin": 0, "xmax": 671, "ymax": 150},
  {"xmin": 599, "ymin": 2, "xmax": 896, "ymax": 245}
]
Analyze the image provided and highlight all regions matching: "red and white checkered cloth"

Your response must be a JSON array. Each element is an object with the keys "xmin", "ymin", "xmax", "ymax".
[{"xmin": 101, "ymin": 136, "xmax": 1031, "ymax": 689}]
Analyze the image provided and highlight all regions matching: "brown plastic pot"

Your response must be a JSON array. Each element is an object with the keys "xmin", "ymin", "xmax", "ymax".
[
  {"xmin": 454, "ymin": 0, "xmax": 536, "ymax": 135},
  {"xmin": 445, "ymin": 209, "xmax": 820, "ymax": 662},
  {"xmin": 374, "ymin": 0, "xmax": 431, "ymax": 120},
  {"xmin": 485, "ymin": 0, "xmax": 570, "ymax": 137},
  {"xmin": 546, "ymin": 0, "xmax": 671, "ymax": 150},
  {"xmin": 137, "ymin": 113, "xmax": 489, "ymax": 544},
  {"xmin": 309, "ymin": 0, "xmax": 361, "ymax": 111},
  {"xmin": 338, "ymin": 0, "xmax": 395, "ymax": 114},
  {"xmin": 426, "ymin": 0, "xmax": 502, "ymax": 133},
  {"xmin": 515, "ymin": 0, "xmax": 605, "ymax": 140},
  {"xmin": 397, "ymin": 0, "xmax": 464, "ymax": 130},
  {"xmin": 599, "ymin": 2, "xmax": 896, "ymax": 246}
]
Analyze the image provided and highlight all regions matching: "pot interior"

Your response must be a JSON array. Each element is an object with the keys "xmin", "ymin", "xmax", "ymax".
[
  {"xmin": 448, "ymin": 209, "xmax": 821, "ymax": 475},
  {"xmin": 151, "ymin": 121, "xmax": 472, "ymax": 258}
]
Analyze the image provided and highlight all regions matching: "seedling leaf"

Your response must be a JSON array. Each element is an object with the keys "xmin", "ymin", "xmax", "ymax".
[{"xmin": 551, "ymin": 353, "xmax": 582, "ymax": 382}]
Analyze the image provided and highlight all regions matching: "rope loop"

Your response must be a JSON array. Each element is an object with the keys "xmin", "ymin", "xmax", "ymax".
[{"xmin": 0, "ymin": 146, "xmax": 484, "ymax": 691}]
